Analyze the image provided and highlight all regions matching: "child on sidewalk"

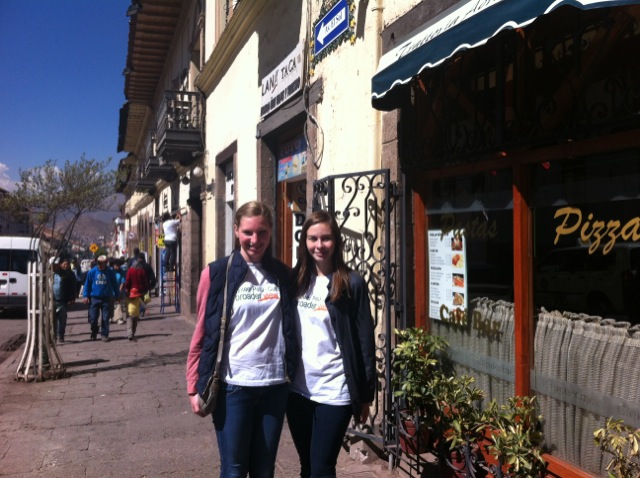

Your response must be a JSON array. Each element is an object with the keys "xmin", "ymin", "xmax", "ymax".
[{"xmin": 127, "ymin": 288, "xmax": 143, "ymax": 341}]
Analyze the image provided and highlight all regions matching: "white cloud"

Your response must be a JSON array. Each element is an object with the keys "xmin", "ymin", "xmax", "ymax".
[{"xmin": 0, "ymin": 163, "xmax": 18, "ymax": 192}]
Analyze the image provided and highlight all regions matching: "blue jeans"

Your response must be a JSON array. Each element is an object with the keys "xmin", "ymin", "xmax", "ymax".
[
  {"xmin": 88, "ymin": 297, "xmax": 111, "ymax": 337},
  {"xmin": 213, "ymin": 382, "xmax": 289, "ymax": 478},
  {"xmin": 286, "ymin": 393, "xmax": 353, "ymax": 478}
]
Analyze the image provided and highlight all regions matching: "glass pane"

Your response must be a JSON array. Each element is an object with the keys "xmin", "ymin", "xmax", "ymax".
[
  {"xmin": 426, "ymin": 169, "xmax": 515, "ymax": 405},
  {"xmin": 532, "ymin": 151, "xmax": 640, "ymax": 476}
]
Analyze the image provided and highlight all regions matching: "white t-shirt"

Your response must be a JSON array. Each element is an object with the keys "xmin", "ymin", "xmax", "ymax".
[
  {"xmin": 291, "ymin": 275, "xmax": 350, "ymax": 405},
  {"xmin": 222, "ymin": 263, "xmax": 286, "ymax": 386},
  {"xmin": 163, "ymin": 219, "xmax": 180, "ymax": 241}
]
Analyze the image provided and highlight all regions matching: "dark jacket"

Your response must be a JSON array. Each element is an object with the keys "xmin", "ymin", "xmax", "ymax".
[
  {"xmin": 53, "ymin": 269, "xmax": 76, "ymax": 304},
  {"xmin": 195, "ymin": 251, "xmax": 298, "ymax": 396},
  {"xmin": 324, "ymin": 271, "xmax": 377, "ymax": 415},
  {"xmin": 139, "ymin": 260, "xmax": 156, "ymax": 290}
]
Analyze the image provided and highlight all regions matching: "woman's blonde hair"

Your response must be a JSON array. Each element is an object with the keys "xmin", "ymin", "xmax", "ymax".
[
  {"xmin": 234, "ymin": 201, "xmax": 273, "ymax": 229},
  {"xmin": 234, "ymin": 201, "xmax": 274, "ymax": 258}
]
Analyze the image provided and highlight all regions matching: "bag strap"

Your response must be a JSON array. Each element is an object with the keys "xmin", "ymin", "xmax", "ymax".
[{"xmin": 211, "ymin": 253, "xmax": 234, "ymax": 383}]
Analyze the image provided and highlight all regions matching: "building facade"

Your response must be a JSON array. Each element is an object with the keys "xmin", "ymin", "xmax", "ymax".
[{"xmin": 117, "ymin": 1, "xmax": 640, "ymax": 476}]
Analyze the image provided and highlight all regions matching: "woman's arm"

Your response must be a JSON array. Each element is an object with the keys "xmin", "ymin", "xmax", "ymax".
[
  {"xmin": 186, "ymin": 267, "xmax": 211, "ymax": 396},
  {"xmin": 352, "ymin": 273, "xmax": 377, "ymax": 403}
]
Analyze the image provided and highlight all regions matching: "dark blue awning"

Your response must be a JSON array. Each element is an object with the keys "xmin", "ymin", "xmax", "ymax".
[{"xmin": 372, "ymin": 0, "xmax": 640, "ymax": 110}]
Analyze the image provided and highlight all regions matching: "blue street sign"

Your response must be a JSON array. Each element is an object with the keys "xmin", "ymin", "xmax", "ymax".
[{"xmin": 314, "ymin": 0, "xmax": 349, "ymax": 57}]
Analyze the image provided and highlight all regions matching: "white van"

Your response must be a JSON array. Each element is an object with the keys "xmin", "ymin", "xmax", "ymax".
[{"xmin": 0, "ymin": 236, "xmax": 41, "ymax": 312}]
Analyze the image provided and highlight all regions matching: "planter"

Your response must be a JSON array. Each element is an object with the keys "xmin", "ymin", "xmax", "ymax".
[
  {"xmin": 399, "ymin": 418, "xmax": 432, "ymax": 455},
  {"xmin": 440, "ymin": 444, "xmax": 487, "ymax": 478}
]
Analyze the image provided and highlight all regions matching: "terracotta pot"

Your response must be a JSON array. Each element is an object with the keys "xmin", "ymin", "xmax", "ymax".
[
  {"xmin": 441, "ymin": 445, "xmax": 487, "ymax": 478},
  {"xmin": 399, "ymin": 418, "xmax": 431, "ymax": 454}
]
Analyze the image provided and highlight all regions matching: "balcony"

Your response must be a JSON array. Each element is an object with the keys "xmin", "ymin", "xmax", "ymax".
[
  {"xmin": 156, "ymin": 91, "xmax": 203, "ymax": 166},
  {"xmin": 143, "ymin": 156, "xmax": 176, "ymax": 182},
  {"xmin": 140, "ymin": 130, "xmax": 176, "ymax": 182}
]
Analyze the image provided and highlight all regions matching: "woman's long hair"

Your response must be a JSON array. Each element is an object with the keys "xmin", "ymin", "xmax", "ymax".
[{"xmin": 293, "ymin": 210, "xmax": 350, "ymax": 302}]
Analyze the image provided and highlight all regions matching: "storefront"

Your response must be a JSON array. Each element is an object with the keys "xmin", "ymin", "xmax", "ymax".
[
  {"xmin": 373, "ymin": 1, "xmax": 640, "ymax": 476},
  {"xmin": 257, "ymin": 41, "xmax": 315, "ymax": 266}
]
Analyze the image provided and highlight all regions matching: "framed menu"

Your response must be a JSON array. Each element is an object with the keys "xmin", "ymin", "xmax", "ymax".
[{"xmin": 428, "ymin": 230, "xmax": 467, "ymax": 323}]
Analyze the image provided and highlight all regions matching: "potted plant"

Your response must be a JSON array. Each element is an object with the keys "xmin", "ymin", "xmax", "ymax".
[
  {"xmin": 594, "ymin": 417, "xmax": 640, "ymax": 478},
  {"xmin": 391, "ymin": 327, "xmax": 449, "ymax": 454},
  {"xmin": 430, "ymin": 374, "xmax": 487, "ymax": 478},
  {"xmin": 481, "ymin": 396, "xmax": 547, "ymax": 478}
]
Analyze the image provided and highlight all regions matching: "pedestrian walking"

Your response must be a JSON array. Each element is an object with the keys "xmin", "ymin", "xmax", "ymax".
[
  {"xmin": 70, "ymin": 257, "xmax": 83, "ymax": 297},
  {"xmin": 186, "ymin": 201, "xmax": 298, "ymax": 478},
  {"xmin": 111, "ymin": 258, "xmax": 127, "ymax": 325},
  {"xmin": 126, "ymin": 287, "xmax": 143, "ymax": 341},
  {"xmin": 135, "ymin": 252, "xmax": 156, "ymax": 316},
  {"xmin": 83, "ymin": 255, "xmax": 120, "ymax": 342},
  {"xmin": 286, "ymin": 210, "xmax": 376, "ymax": 478},
  {"xmin": 52, "ymin": 257, "xmax": 77, "ymax": 343},
  {"xmin": 124, "ymin": 255, "xmax": 149, "ymax": 319}
]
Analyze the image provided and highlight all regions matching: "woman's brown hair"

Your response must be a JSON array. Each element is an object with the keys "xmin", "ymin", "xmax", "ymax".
[{"xmin": 293, "ymin": 210, "xmax": 350, "ymax": 302}]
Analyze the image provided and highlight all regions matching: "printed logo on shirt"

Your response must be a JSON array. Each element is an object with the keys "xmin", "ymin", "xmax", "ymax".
[
  {"xmin": 95, "ymin": 272, "xmax": 109, "ymax": 285},
  {"xmin": 235, "ymin": 283, "xmax": 280, "ymax": 302},
  {"xmin": 297, "ymin": 294, "xmax": 326, "ymax": 311}
]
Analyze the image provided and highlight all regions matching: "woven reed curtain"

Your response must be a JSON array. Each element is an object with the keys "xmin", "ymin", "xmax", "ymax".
[
  {"xmin": 534, "ymin": 310, "xmax": 640, "ymax": 477},
  {"xmin": 432, "ymin": 298, "xmax": 515, "ymax": 406}
]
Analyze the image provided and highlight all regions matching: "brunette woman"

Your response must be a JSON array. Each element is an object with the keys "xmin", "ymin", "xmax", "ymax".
[
  {"xmin": 287, "ymin": 210, "xmax": 376, "ymax": 478},
  {"xmin": 186, "ymin": 201, "xmax": 298, "ymax": 478}
]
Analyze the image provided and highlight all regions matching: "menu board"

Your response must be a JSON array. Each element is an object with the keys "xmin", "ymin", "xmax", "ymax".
[{"xmin": 428, "ymin": 230, "xmax": 467, "ymax": 323}]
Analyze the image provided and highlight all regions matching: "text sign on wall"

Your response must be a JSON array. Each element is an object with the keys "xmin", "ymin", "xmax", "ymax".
[
  {"xmin": 314, "ymin": 0, "xmax": 349, "ymax": 57},
  {"xmin": 260, "ymin": 42, "xmax": 304, "ymax": 118}
]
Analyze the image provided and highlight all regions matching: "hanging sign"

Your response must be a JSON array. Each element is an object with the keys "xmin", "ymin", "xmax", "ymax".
[
  {"xmin": 314, "ymin": 0, "xmax": 349, "ymax": 57},
  {"xmin": 260, "ymin": 42, "xmax": 304, "ymax": 118}
]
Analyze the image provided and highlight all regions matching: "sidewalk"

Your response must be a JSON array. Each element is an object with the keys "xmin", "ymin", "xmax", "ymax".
[{"xmin": 0, "ymin": 297, "xmax": 398, "ymax": 477}]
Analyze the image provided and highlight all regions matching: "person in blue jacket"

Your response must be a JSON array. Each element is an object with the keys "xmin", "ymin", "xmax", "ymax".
[
  {"xmin": 186, "ymin": 201, "xmax": 298, "ymax": 478},
  {"xmin": 286, "ymin": 210, "xmax": 376, "ymax": 478},
  {"xmin": 83, "ymin": 255, "xmax": 119, "ymax": 342}
]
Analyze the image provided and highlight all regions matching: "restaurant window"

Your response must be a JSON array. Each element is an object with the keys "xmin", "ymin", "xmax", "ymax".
[
  {"xmin": 531, "ymin": 151, "xmax": 640, "ymax": 476},
  {"xmin": 426, "ymin": 169, "xmax": 514, "ymax": 405}
]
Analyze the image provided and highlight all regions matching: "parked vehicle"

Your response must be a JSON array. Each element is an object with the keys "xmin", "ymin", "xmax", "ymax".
[
  {"xmin": 0, "ymin": 236, "xmax": 41, "ymax": 314},
  {"xmin": 535, "ymin": 244, "xmax": 640, "ymax": 321}
]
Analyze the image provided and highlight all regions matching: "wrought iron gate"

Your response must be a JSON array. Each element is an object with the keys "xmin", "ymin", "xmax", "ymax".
[{"xmin": 313, "ymin": 169, "xmax": 403, "ymax": 453}]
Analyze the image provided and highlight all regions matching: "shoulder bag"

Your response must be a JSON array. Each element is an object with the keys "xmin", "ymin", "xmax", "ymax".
[{"xmin": 198, "ymin": 253, "xmax": 234, "ymax": 417}]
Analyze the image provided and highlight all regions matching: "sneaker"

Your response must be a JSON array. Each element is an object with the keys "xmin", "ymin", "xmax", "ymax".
[
  {"xmin": 128, "ymin": 336, "xmax": 134, "ymax": 341},
  {"xmin": 90, "ymin": 333, "xmax": 97, "ymax": 341},
  {"xmin": 116, "ymin": 319, "xmax": 125, "ymax": 325},
  {"xmin": 101, "ymin": 336, "xmax": 110, "ymax": 342}
]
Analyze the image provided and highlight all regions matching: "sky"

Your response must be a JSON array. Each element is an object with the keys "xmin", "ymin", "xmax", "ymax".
[{"xmin": 0, "ymin": 0, "xmax": 131, "ymax": 192}]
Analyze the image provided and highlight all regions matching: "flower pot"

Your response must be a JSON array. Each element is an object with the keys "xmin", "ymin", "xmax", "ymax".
[
  {"xmin": 399, "ymin": 418, "xmax": 432, "ymax": 455},
  {"xmin": 440, "ymin": 444, "xmax": 487, "ymax": 478}
]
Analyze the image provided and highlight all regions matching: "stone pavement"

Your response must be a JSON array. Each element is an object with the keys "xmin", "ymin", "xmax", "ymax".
[{"xmin": 0, "ymin": 296, "xmax": 398, "ymax": 477}]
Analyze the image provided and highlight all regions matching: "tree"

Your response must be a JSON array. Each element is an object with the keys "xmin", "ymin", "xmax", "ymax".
[{"xmin": 0, "ymin": 155, "xmax": 119, "ymax": 381}]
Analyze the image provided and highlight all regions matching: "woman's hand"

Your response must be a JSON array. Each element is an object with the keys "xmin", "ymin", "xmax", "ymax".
[
  {"xmin": 189, "ymin": 394, "xmax": 204, "ymax": 417},
  {"xmin": 356, "ymin": 403, "xmax": 370, "ymax": 424}
]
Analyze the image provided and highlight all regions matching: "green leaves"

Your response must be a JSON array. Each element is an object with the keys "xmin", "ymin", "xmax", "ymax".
[
  {"xmin": 391, "ymin": 327, "xmax": 450, "ymax": 418},
  {"xmin": 0, "ymin": 155, "xmax": 118, "ymax": 257},
  {"xmin": 594, "ymin": 417, "xmax": 640, "ymax": 478},
  {"xmin": 482, "ymin": 396, "xmax": 547, "ymax": 477}
]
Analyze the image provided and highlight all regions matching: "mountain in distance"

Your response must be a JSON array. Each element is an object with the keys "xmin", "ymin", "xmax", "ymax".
[{"xmin": 56, "ymin": 196, "xmax": 123, "ymax": 247}]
